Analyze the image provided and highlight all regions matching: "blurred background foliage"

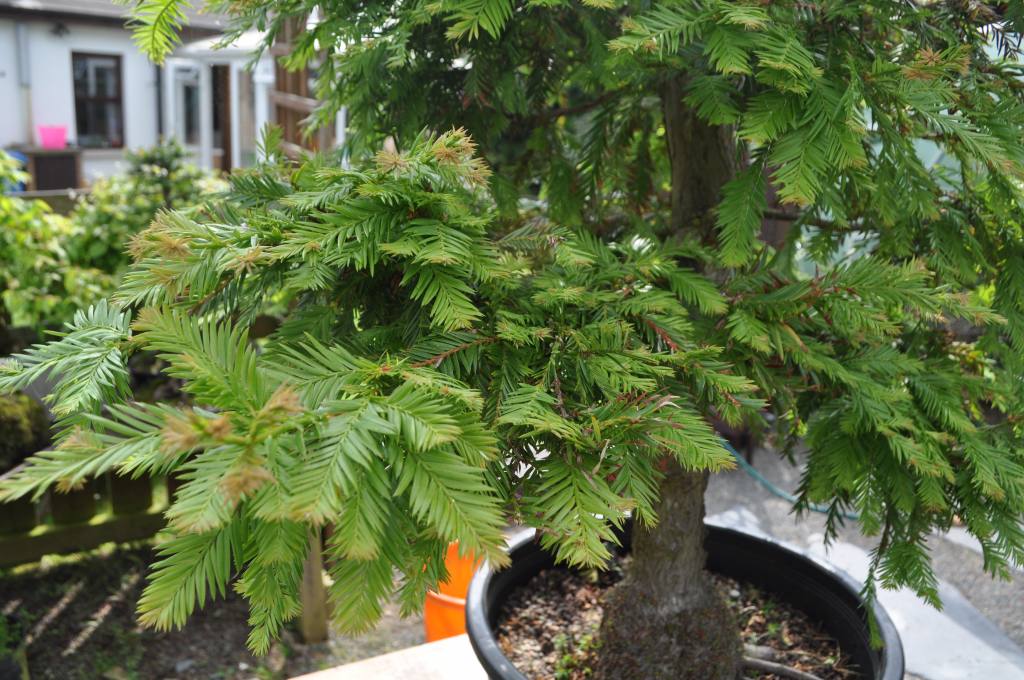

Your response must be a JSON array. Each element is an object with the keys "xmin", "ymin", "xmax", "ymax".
[{"xmin": 0, "ymin": 142, "xmax": 225, "ymax": 349}]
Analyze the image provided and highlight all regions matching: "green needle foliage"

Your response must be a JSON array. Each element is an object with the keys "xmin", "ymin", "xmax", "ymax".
[
  {"xmin": 3, "ymin": 0, "xmax": 1024, "ymax": 659},
  {"xmin": 124, "ymin": 0, "xmax": 193, "ymax": 64},
  {"xmin": 1, "ymin": 130, "xmax": 759, "ymax": 647}
]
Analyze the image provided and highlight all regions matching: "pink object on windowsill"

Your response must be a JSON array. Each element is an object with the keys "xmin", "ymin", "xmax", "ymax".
[{"xmin": 37, "ymin": 125, "xmax": 68, "ymax": 149}]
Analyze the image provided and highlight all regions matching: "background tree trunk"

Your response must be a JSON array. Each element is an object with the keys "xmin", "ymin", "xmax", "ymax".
[
  {"xmin": 596, "ymin": 73, "xmax": 743, "ymax": 680},
  {"xmin": 661, "ymin": 74, "xmax": 742, "ymax": 240}
]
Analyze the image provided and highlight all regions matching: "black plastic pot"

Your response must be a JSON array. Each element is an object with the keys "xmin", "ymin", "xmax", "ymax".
[{"xmin": 466, "ymin": 520, "xmax": 904, "ymax": 680}]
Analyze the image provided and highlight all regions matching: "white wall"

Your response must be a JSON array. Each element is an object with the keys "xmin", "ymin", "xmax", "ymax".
[
  {"xmin": 0, "ymin": 20, "xmax": 25, "ymax": 148},
  {"xmin": 2, "ymin": 18, "xmax": 160, "ymax": 182}
]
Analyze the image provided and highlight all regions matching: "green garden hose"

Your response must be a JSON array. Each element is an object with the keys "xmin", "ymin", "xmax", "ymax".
[{"xmin": 720, "ymin": 438, "xmax": 860, "ymax": 521}]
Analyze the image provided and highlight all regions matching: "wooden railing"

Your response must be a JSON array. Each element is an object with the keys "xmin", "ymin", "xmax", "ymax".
[
  {"xmin": 0, "ymin": 469, "xmax": 332, "ymax": 640},
  {"xmin": 0, "ymin": 470, "xmax": 168, "ymax": 568}
]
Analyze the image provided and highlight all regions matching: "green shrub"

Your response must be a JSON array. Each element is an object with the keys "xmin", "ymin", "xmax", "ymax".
[
  {"xmin": 0, "ymin": 143, "xmax": 224, "ymax": 340},
  {"xmin": 0, "ymin": 152, "xmax": 113, "ymax": 338},
  {"xmin": 1, "ymin": 128, "xmax": 1021, "ymax": 656},
  {"xmin": 67, "ymin": 141, "xmax": 225, "ymax": 274}
]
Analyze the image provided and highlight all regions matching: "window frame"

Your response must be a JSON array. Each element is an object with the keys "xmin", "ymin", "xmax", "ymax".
[{"xmin": 71, "ymin": 51, "xmax": 125, "ymax": 149}]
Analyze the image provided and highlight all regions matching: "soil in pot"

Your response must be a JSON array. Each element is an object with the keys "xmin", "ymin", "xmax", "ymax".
[{"xmin": 495, "ymin": 555, "xmax": 857, "ymax": 680}]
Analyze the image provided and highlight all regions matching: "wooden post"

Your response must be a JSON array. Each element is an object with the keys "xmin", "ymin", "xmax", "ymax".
[
  {"xmin": 0, "ymin": 498, "xmax": 36, "ymax": 535},
  {"xmin": 299, "ymin": 530, "xmax": 329, "ymax": 644},
  {"xmin": 49, "ymin": 479, "xmax": 99, "ymax": 525},
  {"xmin": 0, "ymin": 464, "xmax": 38, "ymax": 535},
  {"xmin": 109, "ymin": 473, "xmax": 153, "ymax": 515}
]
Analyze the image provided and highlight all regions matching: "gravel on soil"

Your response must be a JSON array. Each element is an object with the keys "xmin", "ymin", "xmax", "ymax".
[{"xmin": 495, "ymin": 557, "xmax": 856, "ymax": 680}]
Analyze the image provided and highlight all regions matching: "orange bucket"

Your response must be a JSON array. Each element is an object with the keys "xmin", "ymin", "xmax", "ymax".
[{"xmin": 424, "ymin": 542, "xmax": 481, "ymax": 641}]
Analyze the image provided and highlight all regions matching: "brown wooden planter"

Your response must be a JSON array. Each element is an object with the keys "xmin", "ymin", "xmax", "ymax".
[{"xmin": 0, "ymin": 471, "xmax": 167, "ymax": 568}]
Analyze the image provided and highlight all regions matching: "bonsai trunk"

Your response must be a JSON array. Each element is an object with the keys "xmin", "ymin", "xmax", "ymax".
[
  {"xmin": 597, "ymin": 468, "xmax": 741, "ymax": 679},
  {"xmin": 659, "ymin": 74, "xmax": 741, "ymax": 239},
  {"xmin": 596, "ymin": 75, "xmax": 743, "ymax": 680}
]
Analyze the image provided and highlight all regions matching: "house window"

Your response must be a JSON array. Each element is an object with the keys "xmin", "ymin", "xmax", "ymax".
[
  {"xmin": 183, "ymin": 82, "xmax": 200, "ymax": 145},
  {"xmin": 72, "ymin": 52, "xmax": 124, "ymax": 148}
]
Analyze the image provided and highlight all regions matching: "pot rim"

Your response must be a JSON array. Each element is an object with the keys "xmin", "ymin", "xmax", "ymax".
[{"xmin": 465, "ymin": 519, "xmax": 905, "ymax": 680}]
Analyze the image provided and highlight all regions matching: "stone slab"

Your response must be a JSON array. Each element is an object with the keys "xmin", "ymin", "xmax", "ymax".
[{"xmin": 290, "ymin": 634, "xmax": 487, "ymax": 680}]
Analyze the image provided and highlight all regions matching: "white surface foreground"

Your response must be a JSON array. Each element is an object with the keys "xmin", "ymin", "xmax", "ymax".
[
  {"xmin": 290, "ymin": 634, "xmax": 487, "ymax": 679},
  {"xmin": 709, "ymin": 507, "xmax": 1024, "ymax": 680}
]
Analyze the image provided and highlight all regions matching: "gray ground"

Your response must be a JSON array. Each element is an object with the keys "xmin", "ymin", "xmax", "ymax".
[
  {"xmin": 281, "ymin": 599, "xmax": 425, "ymax": 676},
  {"xmin": 706, "ymin": 446, "xmax": 1024, "ymax": 680}
]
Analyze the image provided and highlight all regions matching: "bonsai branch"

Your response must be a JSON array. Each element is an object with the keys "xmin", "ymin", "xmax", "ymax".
[
  {"xmin": 408, "ymin": 335, "xmax": 497, "ymax": 368},
  {"xmin": 551, "ymin": 369, "xmax": 572, "ymax": 418},
  {"xmin": 643, "ymin": 317, "xmax": 680, "ymax": 351},
  {"xmin": 529, "ymin": 89, "xmax": 625, "ymax": 125},
  {"xmin": 763, "ymin": 208, "xmax": 840, "ymax": 232},
  {"xmin": 188, "ymin": 277, "xmax": 233, "ymax": 313}
]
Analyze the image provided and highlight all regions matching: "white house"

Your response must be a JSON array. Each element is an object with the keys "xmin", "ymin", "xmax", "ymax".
[{"xmin": 0, "ymin": 0, "xmax": 282, "ymax": 188}]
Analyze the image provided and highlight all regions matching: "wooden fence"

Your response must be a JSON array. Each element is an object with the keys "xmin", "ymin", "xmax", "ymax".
[
  {"xmin": 0, "ymin": 470, "xmax": 168, "ymax": 568},
  {"xmin": 0, "ymin": 470, "xmax": 331, "ymax": 641}
]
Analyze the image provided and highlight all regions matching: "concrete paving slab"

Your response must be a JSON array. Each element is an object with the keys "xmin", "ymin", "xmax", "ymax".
[
  {"xmin": 290, "ymin": 634, "xmax": 487, "ymax": 680},
  {"xmin": 808, "ymin": 538, "xmax": 1024, "ymax": 680}
]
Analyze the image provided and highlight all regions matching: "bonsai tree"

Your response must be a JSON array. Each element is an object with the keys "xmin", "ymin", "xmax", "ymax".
[{"xmin": 3, "ymin": 1, "xmax": 1024, "ymax": 678}]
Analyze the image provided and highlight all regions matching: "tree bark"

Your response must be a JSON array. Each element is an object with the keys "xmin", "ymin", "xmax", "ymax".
[
  {"xmin": 596, "ymin": 469, "xmax": 741, "ymax": 679},
  {"xmin": 596, "ymin": 73, "xmax": 743, "ymax": 680},
  {"xmin": 661, "ymin": 74, "xmax": 742, "ymax": 240}
]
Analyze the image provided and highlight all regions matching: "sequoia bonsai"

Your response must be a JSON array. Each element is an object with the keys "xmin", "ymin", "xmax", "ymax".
[{"xmin": 4, "ymin": 2, "xmax": 1024, "ymax": 678}]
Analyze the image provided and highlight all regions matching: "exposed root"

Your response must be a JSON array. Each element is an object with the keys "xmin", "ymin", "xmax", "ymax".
[{"xmin": 742, "ymin": 656, "xmax": 825, "ymax": 680}]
